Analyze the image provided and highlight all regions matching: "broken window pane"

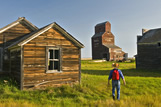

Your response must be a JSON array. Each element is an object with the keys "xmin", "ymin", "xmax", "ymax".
[
  {"xmin": 49, "ymin": 49, "xmax": 54, "ymax": 59},
  {"xmin": 48, "ymin": 61, "xmax": 54, "ymax": 70}
]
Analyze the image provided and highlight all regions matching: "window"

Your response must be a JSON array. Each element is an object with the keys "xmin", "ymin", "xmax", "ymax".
[{"xmin": 46, "ymin": 47, "xmax": 61, "ymax": 73}]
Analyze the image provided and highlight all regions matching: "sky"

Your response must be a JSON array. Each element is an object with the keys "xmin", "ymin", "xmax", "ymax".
[{"xmin": 1, "ymin": 0, "xmax": 161, "ymax": 58}]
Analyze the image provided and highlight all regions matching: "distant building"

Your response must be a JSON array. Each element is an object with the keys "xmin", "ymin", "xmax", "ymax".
[
  {"xmin": 136, "ymin": 28, "xmax": 161, "ymax": 69},
  {"xmin": 91, "ymin": 21, "xmax": 127, "ymax": 61}
]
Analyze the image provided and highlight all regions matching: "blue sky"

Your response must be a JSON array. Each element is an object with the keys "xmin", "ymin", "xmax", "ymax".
[{"xmin": 1, "ymin": 0, "xmax": 161, "ymax": 58}]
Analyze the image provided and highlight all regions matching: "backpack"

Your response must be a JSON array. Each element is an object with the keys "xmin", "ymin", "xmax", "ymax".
[{"xmin": 112, "ymin": 69, "xmax": 120, "ymax": 80}]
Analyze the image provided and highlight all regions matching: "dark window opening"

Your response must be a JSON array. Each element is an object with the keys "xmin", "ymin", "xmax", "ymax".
[
  {"xmin": 47, "ymin": 48, "xmax": 60, "ymax": 72},
  {"xmin": 54, "ymin": 61, "xmax": 59, "ymax": 70},
  {"xmin": 48, "ymin": 61, "xmax": 54, "ymax": 70},
  {"xmin": 55, "ymin": 50, "xmax": 59, "ymax": 59}
]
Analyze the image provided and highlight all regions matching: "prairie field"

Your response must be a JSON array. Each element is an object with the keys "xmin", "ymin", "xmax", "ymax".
[{"xmin": 0, "ymin": 60, "xmax": 161, "ymax": 107}]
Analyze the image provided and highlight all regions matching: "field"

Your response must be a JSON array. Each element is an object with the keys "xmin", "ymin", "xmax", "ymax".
[{"xmin": 0, "ymin": 60, "xmax": 161, "ymax": 107}]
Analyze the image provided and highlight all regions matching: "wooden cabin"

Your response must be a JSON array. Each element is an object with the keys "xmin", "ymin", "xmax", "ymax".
[
  {"xmin": 92, "ymin": 21, "xmax": 128, "ymax": 61},
  {"xmin": 136, "ymin": 28, "xmax": 161, "ymax": 69},
  {"xmin": 0, "ymin": 17, "xmax": 84, "ymax": 90}
]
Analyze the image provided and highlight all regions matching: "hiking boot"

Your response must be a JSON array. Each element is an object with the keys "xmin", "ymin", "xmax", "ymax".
[{"xmin": 112, "ymin": 95, "xmax": 115, "ymax": 100}]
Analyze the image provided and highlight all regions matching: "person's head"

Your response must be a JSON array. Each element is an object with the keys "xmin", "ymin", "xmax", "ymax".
[{"xmin": 112, "ymin": 63, "xmax": 119, "ymax": 68}]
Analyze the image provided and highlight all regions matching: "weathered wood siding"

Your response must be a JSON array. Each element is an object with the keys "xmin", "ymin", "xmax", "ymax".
[
  {"xmin": 23, "ymin": 28, "xmax": 80, "ymax": 89},
  {"xmin": 0, "ymin": 23, "xmax": 33, "ymax": 44},
  {"xmin": 92, "ymin": 36, "xmax": 111, "ymax": 60},
  {"xmin": 109, "ymin": 48, "xmax": 125, "ymax": 61},
  {"xmin": 136, "ymin": 44, "xmax": 161, "ymax": 69},
  {"xmin": 10, "ymin": 48, "xmax": 21, "ymax": 87},
  {"xmin": 0, "ymin": 23, "xmax": 34, "ymax": 73},
  {"xmin": 102, "ymin": 32, "xmax": 114, "ymax": 45},
  {"xmin": 92, "ymin": 36, "xmax": 103, "ymax": 59}
]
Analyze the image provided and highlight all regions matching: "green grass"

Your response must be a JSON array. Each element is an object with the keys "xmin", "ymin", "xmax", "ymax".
[{"xmin": 0, "ymin": 60, "xmax": 161, "ymax": 107}]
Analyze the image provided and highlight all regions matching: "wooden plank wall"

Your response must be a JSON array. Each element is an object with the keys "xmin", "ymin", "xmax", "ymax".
[
  {"xmin": 10, "ymin": 48, "xmax": 21, "ymax": 87},
  {"xmin": 92, "ymin": 36, "xmax": 103, "ymax": 59},
  {"xmin": 109, "ymin": 48, "xmax": 125, "ymax": 61},
  {"xmin": 137, "ymin": 44, "xmax": 160, "ymax": 69},
  {"xmin": 0, "ymin": 23, "xmax": 33, "ymax": 44},
  {"xmin": 102, "ymin": 32, "xmax": 114, "ymax": 45},
  {"xmin": 0, "ymin": 23, "xmax": 33, "ymax": 73},
  {"xmin": 23, "ymin": 28, "xmax": 80, "ymax": 89}
]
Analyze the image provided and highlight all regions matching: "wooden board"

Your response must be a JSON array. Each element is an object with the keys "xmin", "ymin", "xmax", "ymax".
[{"xmin": 22, "ymin": 27, "xmax": 81, "ymax": 89}]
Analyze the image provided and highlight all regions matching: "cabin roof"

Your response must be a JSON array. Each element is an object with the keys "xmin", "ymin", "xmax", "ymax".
[
  {"xmin": 0, "ymin": 17, "xmax": 38, "ymax": 33},
  {"xmin": 7, "ymin": 22, "xmax": 84, "ymax": 49},
  {"xmin": 138, "ymin": 28, "xmax": 161, "ymax": 43}
]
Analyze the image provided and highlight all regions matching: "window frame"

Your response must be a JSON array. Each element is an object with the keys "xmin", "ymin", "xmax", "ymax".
[{"xmin": 46, "ymin": 47, "xmax": 62, "ymax": 73}]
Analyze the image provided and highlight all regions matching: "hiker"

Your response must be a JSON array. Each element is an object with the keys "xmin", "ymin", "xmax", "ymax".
[{"xmin": 108, "ymin": 63, "xmax": 126, "ymax": 100}]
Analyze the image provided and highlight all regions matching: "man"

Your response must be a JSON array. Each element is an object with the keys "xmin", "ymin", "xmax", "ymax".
[{"xmin": 108, "ymin": 63, "xmax": 126, "ymax": 100}]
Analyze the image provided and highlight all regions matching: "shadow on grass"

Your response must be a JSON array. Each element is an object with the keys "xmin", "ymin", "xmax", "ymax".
[
  {"xmin": 82, "ymin": 69, "xmax": 161, "ymax": 77},
  {"xmin": 0, "ymin": 75, "xmax": 19, "ymax": 89}
]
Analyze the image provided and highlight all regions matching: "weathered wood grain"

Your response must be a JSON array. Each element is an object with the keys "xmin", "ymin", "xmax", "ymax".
[{"xmin": 21, "ymin": 27, "xmax": 80, "ymax": 89}]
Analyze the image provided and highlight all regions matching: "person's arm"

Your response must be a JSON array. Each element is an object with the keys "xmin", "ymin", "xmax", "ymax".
[
  {"xmin": 108, "ymin": 70, "xmax": 113, "ymax": 86},
  {"xmin": 123, "ymin": 78, "xmax": 126, "ymax": 85},
  {"xmin": 108, "ymin": 79, "xmax": 110, "ymax": 86},
  {"xmin": 119, "ymin": 70, "xmax": 126, "ymax": 85}
]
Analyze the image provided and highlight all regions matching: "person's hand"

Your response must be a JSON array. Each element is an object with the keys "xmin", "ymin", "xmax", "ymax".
[
  {"xmin": 124, "ymin": 82, "xmax": 126, "ymax": 86},
  {"xmin": 123, "ymin": 79, "xmax": 126, "ymax": 86},
  {"xmin": 107, "ymin": 83, "xmax": 110, "ymax": 88},
  {"xmin": 107, "ymin": 80, "xmax": 110, "ymax": 86}
]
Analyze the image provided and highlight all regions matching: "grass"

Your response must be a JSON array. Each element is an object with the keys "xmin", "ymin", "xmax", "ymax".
[{"xmin": 0, "ymin": 60, "xmax": 161, "ymax": 106}]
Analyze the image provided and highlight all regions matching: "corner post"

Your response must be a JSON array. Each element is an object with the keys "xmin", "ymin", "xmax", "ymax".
[
  {"xmin": 20, "ymin": 46, "xmax": 24, "ymax": 90},
  {"xmin": 79, "ymin": 48, "xmax": 81, "ymax": 85}
]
